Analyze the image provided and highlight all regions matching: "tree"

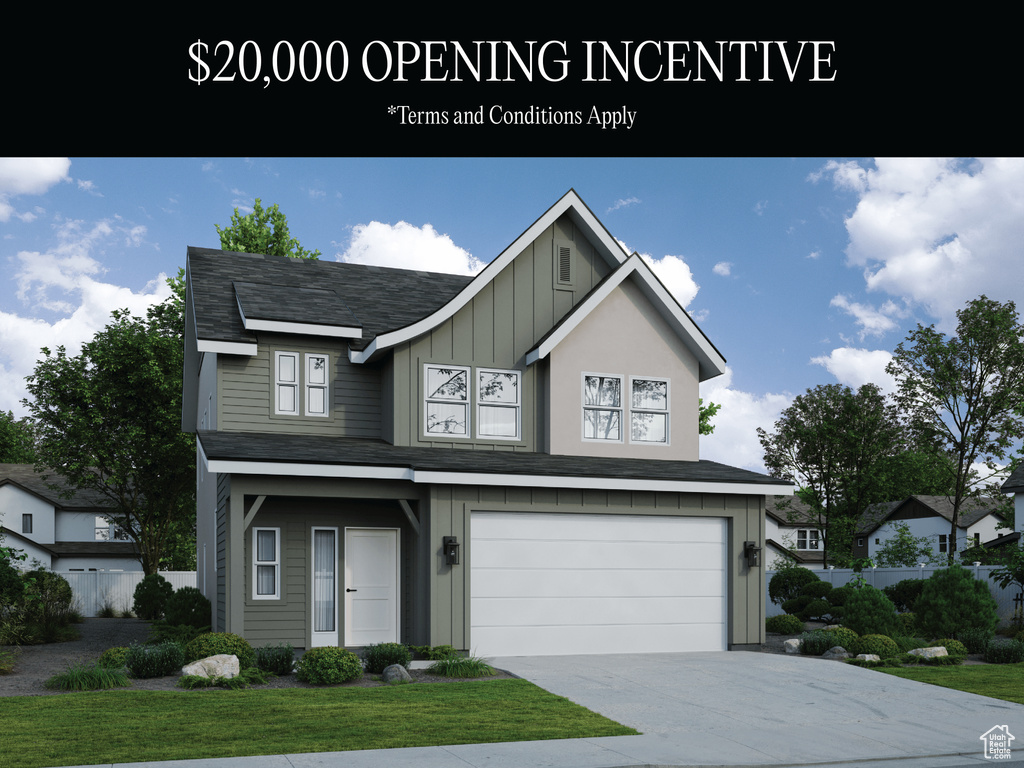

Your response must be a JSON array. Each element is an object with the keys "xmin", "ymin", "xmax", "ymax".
[
  {"xmin": 873, "ymin": 522, "xmax": 938, "ymax": 567},
  {"xmin": 215, "ymin": 198, "xmax": 321, "ymax": 259},
  {"xmin": 757, "ymin": 383, "xmax": 911, "ymax": 567},
  {"xmin": 886, "ymin": 295, "xmax": 1024, "ymax": 564},
  {"xmin": 699, "ymin": 398, "xmax": 720, "ymax": 436},
  {"xmin": 0, "ymin": 410, "xmax": 37, "ymax": 463},
  {"xmin": 23, "ymin": 295, "xmax": 195, "ymax": 575}
]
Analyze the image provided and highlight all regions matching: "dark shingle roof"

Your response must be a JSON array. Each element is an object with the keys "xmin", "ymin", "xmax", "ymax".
[
  {"xmin": 0, "ymin": 464, "xmax": 114, "ymax": 510},
  {"xmin": 856, "ymin": 495, "xmax": 1002, "ymax": 535},
  {"xmin": 198, "ymin": 432, "xmax": 789, "ymax": 488},
  {"xmin": 187, "ymin": 248, "xmax": 474, "ymax": 350},
  {"xmin": 1002, "ymin": 463, "xmax": 1024, "ymax": 493},
  {"xmin": 765, "ymin": 494, "xmax": 820, "ymax": 526}
]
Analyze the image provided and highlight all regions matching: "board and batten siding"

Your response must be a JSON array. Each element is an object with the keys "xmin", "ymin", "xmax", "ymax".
[
  {"xmin": 427, "ymin": 484, "xmax": 766, "ymax": 651},
  {"xmin": 216, "ymin": 334, "xmax": 382, "ymax": 439},
  {"xmin": 387, "ymin": 214, "xmax": 613, "ymax": 450}
]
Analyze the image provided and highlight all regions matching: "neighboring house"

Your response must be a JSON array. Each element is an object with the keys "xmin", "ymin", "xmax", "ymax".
[
  {"xmin": 852, "ymin": 495, "xmax": 1006, "ymax": 562},
  {"xmin": 0, "ymin": 463, "xmax": 139, "ymax": 572},
  {"xmin": 764, "ymin": 495, "xmax": 826, "ymax": 569},
  {"xmin": 1002, "ymin": 463, "xmax": 1024, "ymax": 537},
  {"xmin": 182, "ymin": 189, "xmax": 792, "ymax": 657}
]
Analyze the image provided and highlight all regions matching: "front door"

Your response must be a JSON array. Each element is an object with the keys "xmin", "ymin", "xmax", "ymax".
[{"xmin": 344, "ymin": 527, "xmax": 400, "ymax": 646}]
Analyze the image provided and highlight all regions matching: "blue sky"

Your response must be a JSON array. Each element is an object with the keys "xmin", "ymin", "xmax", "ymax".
[{"xmin": 2, "ymin": 157, "xmax": 1022, "ymax": 474}]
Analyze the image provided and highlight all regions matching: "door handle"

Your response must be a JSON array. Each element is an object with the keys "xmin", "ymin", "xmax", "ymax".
[{"xmin": 346, "ymin": 588, "xmax": 357, "ymax": 592}]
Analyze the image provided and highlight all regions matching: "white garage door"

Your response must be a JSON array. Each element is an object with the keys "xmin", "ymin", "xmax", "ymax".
[{"xmin": 470, "ymin": 512, "xmax": 727, "ymax": 656}]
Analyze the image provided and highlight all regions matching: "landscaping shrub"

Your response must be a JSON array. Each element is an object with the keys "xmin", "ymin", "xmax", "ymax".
[
  {"xmin": 19, "ymin": 569, "xmax": 77, "ymax": 642},
  {"xmin": 883, "ymin": 578, "xmax": 925, "ymax": 613},
  {"xmin": 896, "ymin": 611, "xmax": 918, "ymax": 636},
  {"xmin": 931, "ymin": 638, "xmax": 968, "ymax": 658},
  {"xmin": 98, "ymin": 646, "xmax": 129, "ymax": 669},
  {"xmin": 0, "ymin": 647, "xmax": 19, "ymax": 675},
  {"xmin": 125, "ymin": 641, "xmax": 185, "ymax": 678},
  {"xmin": 421, "ymin": 644, "xmax": 459, "ymax": 660},
  {"xmin": 765, "ymin": 614, "xmax": 804, "ymax": 635},
  {"xmin": 362, "ymin": 642, "xmax": 412, "ymax": 674},
  {"xmin": 781, "ymin": 595, "xmax": 812, "ymax": 615},
  {"xmin": 769, "ymin": 566, "xmax": 820, "ymax": 605},
  {"xmin": 798, "ymin": 598, "xmax": 832, "ymax": 622},
  {"xmin": 184, "ymin": 632, "xmax": 256, "ymax": 669},
  {"xmin": 799, "ymin": 627, "xmax": 859, "ymax": 656},
  {"xmin": 44, "ymin": 662, "xmax": 130, "ymax": 691},
  {"xmin": 841, "ymin": 585, "xmax": 899, "ymax": 637},
  {"xmin": 425, "ymin": 655, "xmax": 496, "ymax": 678},
  {"xmin": 891, "ymin": 635, "xmax": 928, "ymax": 653},
  {"xmin": 255, "ymin": 643, "xmax": 295, "ymax": 675},
  {"xmin": 146, "ymin": 621, "xmax": 207, "ymax": 646},
  {"xmin": 800, "ymin": 581, "xmax": 833, "ymax": 600},
  {"xmin": 984, "ymin": 638, "xmax": 1024, "ymax": 664},
  {"xmin": 178, "ymin": 667, "xmax": 271, "ymax": 690},
  {"xmin": 132, "ymin": 574, "xmax": 174, "ymax": 620},
  {"xmin": 849, "ymin": 634, "xmax": 900, "ymax": 659},
  {"xmin": 827, "ymin": 586, "xmax": 855, "ymax": 607},
  {"xmin": 162, "ymin": 586, "xmax": 211, "ymax": 629},
  {"xmin": 914, "ymin": 565, "xmax": 998, "ymax": 640},
  {"xmin": 0, "ymin": 557, "xmax": 25, "ymax": 611},
  {"xmin": 295, "ymin": 647, "xmax": 363, "ymax": 684},
  {"xmin": 957, "ymin": 627, "xmax": 995, "ymax": 654}
]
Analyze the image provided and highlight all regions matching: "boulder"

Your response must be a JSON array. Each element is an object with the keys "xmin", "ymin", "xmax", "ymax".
[
  {"xmin": 382, "ymin": 663, "xmax": 412, "ymax": 683},
  {"xmin": 822, "ymin": 646, "xmax": 850, "ymax": 660},
  {"xmin": 784, "ymin": 639, "xmax": 803, "ymax": 654},
  {"xmin": 856, "ymin": 654, "xmax": 880, "ymax": 662},
  {"xmin": 908, "ymin": 647, "xmax": 948, "ymax": 659},
  {"xmin": 182, "ymin": 654, "xmax": 240, "ymax": 679}
]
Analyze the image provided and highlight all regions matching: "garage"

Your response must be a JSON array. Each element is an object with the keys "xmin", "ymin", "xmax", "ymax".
[{"xmin": 469, "ymin": 511, "xmax": 728, "ymax": 656}]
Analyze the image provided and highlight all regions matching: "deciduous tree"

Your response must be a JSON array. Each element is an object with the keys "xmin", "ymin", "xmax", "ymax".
[
  {"xmin": 0, "ymin": 410, "xmax": 36, "ymax": 464},
  {"xmin": 215, "ymin": 198, "xmax": 321, "ymax": 259}
]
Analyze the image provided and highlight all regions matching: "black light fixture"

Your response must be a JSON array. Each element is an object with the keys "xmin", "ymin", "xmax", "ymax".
[
  {"xmin": 443, "ymin": 535, "xmax": 460, "ymax": 566},
  {"xmin": 744, "ymin": 541, "xmax": 762, "ymax": 568}
]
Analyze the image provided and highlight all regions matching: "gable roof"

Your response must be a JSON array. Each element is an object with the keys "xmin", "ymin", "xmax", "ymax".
[
  {"xmin": 0, "ymin": 464, "xmax": 114, "ymax": 510},
  {"xmin": 1002, "ymin": 463, "xmax": 1024, "ymax": 494},
  {"xmin": 764, "ymin": 494, "xmax": 821, "ymax": 527},
  {"xmin": 856, "ymin": 495, "xmax": 1003, "ymax": 536}
]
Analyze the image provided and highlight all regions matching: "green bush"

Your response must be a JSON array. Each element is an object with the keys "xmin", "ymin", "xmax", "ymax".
[
  {"xmin": 800, "ymin": 582, "xmax": 833, "ymax": 599},
  {"xmin": 178, "ymin": 667, "xmax": 271, "ymax": 690},
  {"xmin": 44, "ymin": 662, "xmax": 130, "ymax": 691},
  {"xmin": 295, "ymin": 647, "xmax": 363, "ymax": 684},
  {"xmin": 769, "ymin": 567, "xmax": 820, "ymax": 606},
  {"xmin": 362, "ymin": 642, "xmax": 412, "ymax": 674},
  {"xmin": 125, "ymin": 641, "xmax": 185, "ymax": 678},
  {"xmin": 931, "ymin": 638, "xmax": 968, "ymax": 658},
  {"xmin": 891, "ymin": 635, "xmax": 928, "ymax": 653},
  {"xmin": 914, "ymin": 565, "xmax": 998, "ymax": 639},
  {"xmin": 765, "ymin": 614, "xmax": 804, "ymax": 635},
  {"xmin": 0, "ymin": 557, "xmax": 25, "ymax": 610},
  {"xmin": 146, "ymin": 621, "xmax": 207, "ymax": 646},
  {"xmin": 798, "ymin": 598, "xmax": 832, "ymax": 622},
  {"xmin": 849, "ymin": 634, "xmax": 900, "ymax": 659},
  {"xmin": 162, "ymin": 586, "xmax": 211, "ymax": 629},
  {"xmin": 799, "ymin": 627, "xmax": 859, "ymax": 656},
  {"xmin": 957, "ymin": 627, "xmax": 995, "ymax": 654},
  {"xmin": 132, "ymin": 574, "xmax": 174, "ymax": 620},
  {"xmin": 985, "ymin": 638, "xmax": 1024, "ymax": 664},
  {"xmin": 781, "ymin": 595, "xmax": 812, "ymax": 615},
  {"xmin": 97, "ymin": 646, "xmax": 129, "ymax": 669},
  {"xmin": 827, "ymin": 586, "xmax": 855, "ymax": 607},
  {"xmin": 883, "ymin": 579, "xmax": 925, "ymax": 612},
  {"xmin": 841, "ymin": 586, "xmax": 899, "ymax": 637},
  {"xmin": 255, "ymin": 643, "xmax": 295, "ymax": 675},
  {"xmin": 184, "ymin": 632, "xmax": 256, "ymax": 670},
  {"xmin": 425, "ymin": 655, "xmax": 496, "ymax": 678},
  {"xmin": 896, "ymin": 612, "xmax": 918, "ymax": 635}
]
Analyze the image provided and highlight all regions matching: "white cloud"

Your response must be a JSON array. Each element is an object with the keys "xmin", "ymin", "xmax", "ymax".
[
  {"xmin": 829, "ymin": 293, "xmax": 909, "ymax": 339},
  {"xmin": 810, "ymin": 347, "xmax": 896, "ymax": 395},
  {"xmin": 699, "ymin": 367, "xmax": 793, "ymax": 474},
  {"xmin": 606, "ymin": 197, "xmax": 641, "ymax": 212},
  {"xmin": 0, "ymin": 157, "xmax": 71, "ymax": 222},
  {"xmin": 813, "ymin": 157, "xmax": 1024, "ymax": 329},
  {"xmin": 339, "ymin": 220, "xmax": 483, "ymax": 275},
  {"xmin": 639, "ymin": 253, "xmax": 700, "ymax": 307},
  {"xmin": 712, "ymin": 261, "xmax": 732, "ymax": 277}
]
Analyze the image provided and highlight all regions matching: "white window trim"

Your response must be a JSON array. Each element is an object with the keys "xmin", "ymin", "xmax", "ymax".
[
  {"xmin": 253, "ymin": 527, "xmax": 281, "ymax": 600},
  {"xmin": 274, "ymin": 351, "xmax": 300, "ymax": 416},
  {"xmin": 304, "ymin": 353, "xmax": 330, "ymax": 418},
  {"xmin": 423, "ymin": 364, "xmax": 471, "ymax": 439},
  {"xmin": 582, "ymin": 372, "xmax": 624, "ymax": 443},
  {"xmin": 275, "ymin": 350, "xmax": 330, "ymax": 418},
  {"xmin": 796, "ymin": 528, "xmax": 820, "ymax": 551},
  {"xmin": 629, "ymin": 376, "xmax": 670, "ymax": 446},
  {"xmin": 476, "ymin": 368, "xmax": 522, "ymax": 441}
]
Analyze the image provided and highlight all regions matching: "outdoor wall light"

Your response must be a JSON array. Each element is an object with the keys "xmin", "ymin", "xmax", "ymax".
[
  {"xmin": 744, "ymin": 541, "xmax": 762, "ymax": 568},
  {"xmin": 443, "ymin": 536, "xmax": 460, "ymax": 566}
]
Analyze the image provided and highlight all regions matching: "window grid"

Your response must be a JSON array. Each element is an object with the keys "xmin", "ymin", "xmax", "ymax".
[
  {"xmin": 583, "ymin": 373, "xmax": 623, "ymax": 442},
  {"xmin": 477, "ymin": 368, "xmax": 521, "ymax": 440},
  {"xmin": 253, "ymin": 527, "xmax": 281, "ymax": 600}
]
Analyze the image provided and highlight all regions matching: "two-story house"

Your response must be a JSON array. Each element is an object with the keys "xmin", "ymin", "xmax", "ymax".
[{"xmin": 181, "ymin": 189, "xmax": 791, "ymax": 657}]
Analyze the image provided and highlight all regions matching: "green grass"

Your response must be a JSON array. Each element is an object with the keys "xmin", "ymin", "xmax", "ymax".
[
  {"xmin": 0, "ymin": 679, "xmax": 638, "ymax": 768},
  {"xmin": 879, "ymin": 663, "xmax": 1024, "ymax": 705}
]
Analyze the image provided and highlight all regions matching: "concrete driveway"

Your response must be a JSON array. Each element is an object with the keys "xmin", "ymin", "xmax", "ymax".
[{"xmin": 486, "ymin": 650, "xmax": 1024, "ymax": 766}]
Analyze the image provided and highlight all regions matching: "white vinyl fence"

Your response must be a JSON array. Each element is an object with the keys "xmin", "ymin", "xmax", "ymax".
[
  {"xmin": 766, "ymin": 565, "xmax": 1023, "ymax": 625},
  {"xmin": 61, "ymin": 571, "xmax": 196, "ymax": 617}
]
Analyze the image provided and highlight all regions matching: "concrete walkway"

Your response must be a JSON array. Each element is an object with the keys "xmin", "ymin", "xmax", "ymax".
[{"xmin": 59, "ymin": 651, "xmax": 1024, "ymax": 768}]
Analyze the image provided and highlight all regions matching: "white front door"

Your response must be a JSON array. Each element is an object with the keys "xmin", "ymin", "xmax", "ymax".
[
  {"xmin": 344, "ymin": 527, "xmax": 400, "ymax": 646},
  {"xmin": 311, "ymin": 527, "xmax": 338, "ymax": 647}
]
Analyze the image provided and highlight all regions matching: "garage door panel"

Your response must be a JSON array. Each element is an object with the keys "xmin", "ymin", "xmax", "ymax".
[{"xmin": 470, "ymin": 512, "xmax": 727, "ymax": 656}]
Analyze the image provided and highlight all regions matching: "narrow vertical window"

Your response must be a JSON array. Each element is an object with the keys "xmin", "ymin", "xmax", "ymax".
[
  {"xmin": 275, "ymin": 352, "xmax": 299, "ymax": 415},
  {"xmin": 305, "ymin": 353, "xmax": 329, "ymax": 417},
  {"xmin": 477, "ymin": 368, "xmax": 521, "ymax": 440},
  {"xmin": 631, "ymin": 377, "xmax": 669, "ymax": 443},
  {"xmin": 22, "ymin": 514, "xmax": 32, "ymax": 534},
  {"xmin": 583, "ymin": 374, "xmax": 622, "ymax": 441},
  {"xmin": 253, "ymin": 527, "xmax": 280, "ymax": 599},
  {"xmin": 424, "ymin": 365, "xmax": 470, "ymax": 437}
]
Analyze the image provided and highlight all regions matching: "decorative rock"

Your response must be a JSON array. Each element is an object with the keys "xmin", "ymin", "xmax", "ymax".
[
  {"xmin": 181, "ymin": 654, "xmax": 240, "ymax": 679},
  {"xmin": 856, "ymin": 654, "xmax": 880, "ymax": 661},
  {"xmin": 822, "ymin": 646, "xmax": 850, "ymax": 660},
  {"xmin": 382, "ymin": 663, "xmax": 413, "ymax": 683},
  {"xmin": 908, "ymin": 647, "xmax": 948, "ymax": 659},
  {"xmin": 784, "ymin": 639, "xmax": 803, "ymax": 654}
]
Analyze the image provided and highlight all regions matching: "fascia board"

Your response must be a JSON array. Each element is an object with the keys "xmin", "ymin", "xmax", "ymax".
[
  {"xmin": 197, "ymin": 339, "xmax": 259, "ymax": 355},
  {"xmin": 204, "ymin": 458, "xmax": 792, "ymax": 496},
  {"xmin": 349, "ymin": 189, "xmax": 628, "ymax": 365},
  {"xmin": 235, "ymin": 294, "xmax": 362, "ymax": 339}
]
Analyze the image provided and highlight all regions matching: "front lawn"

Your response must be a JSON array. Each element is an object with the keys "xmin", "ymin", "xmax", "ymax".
[
  {"xmin": 0, "ymin": 679, "xmax": 638, "ymax": 768},
  {"xmin": 879, "ymin": 663, "xmax": 1024, "ymax": 706}
]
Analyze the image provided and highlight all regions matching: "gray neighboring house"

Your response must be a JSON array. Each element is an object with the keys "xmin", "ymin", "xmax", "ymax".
[
  {"xmin": 0, "ymin": 463, "xmax": 139, "ymax": 571},
  {"xmin": 764, "ymin": 495, "xmax": 826, "ymax": 569},
  {"xmin": 181, "ymin": 189, "xmax": 792, "ymax": 657}
]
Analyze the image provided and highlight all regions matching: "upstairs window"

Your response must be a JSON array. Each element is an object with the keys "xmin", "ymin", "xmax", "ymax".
[
  {"xmin": 275, "ymin": 351, "xmax": 329, "ymax": 417},
  {"xmin": 305, "ymin": 354, "xmax": 329, "ymax": 417},
  {"xmin": 477, "ymin": 369, "xmax": 521, "ymax": 440},
  {"xmin": 630, "ymin": 377, "xmax": 669, "ymax": 444},
  {"xmin": 425, "ymin": 365, "xmax": 470, "ymax": 437},
  {"xmin": 22, "ymin": 514, "xmax": 32, "ymax": 534},
  {"xmin": 796, "ymin": 529, "xmax": 820, "ymax": 550},
  {"xmin": 583, "ymin": 374, "xmax": 623, "ymax": 441},
  {"xmin": 275, "ymin": 352, "xmax": 300, "ymax": 415}
]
